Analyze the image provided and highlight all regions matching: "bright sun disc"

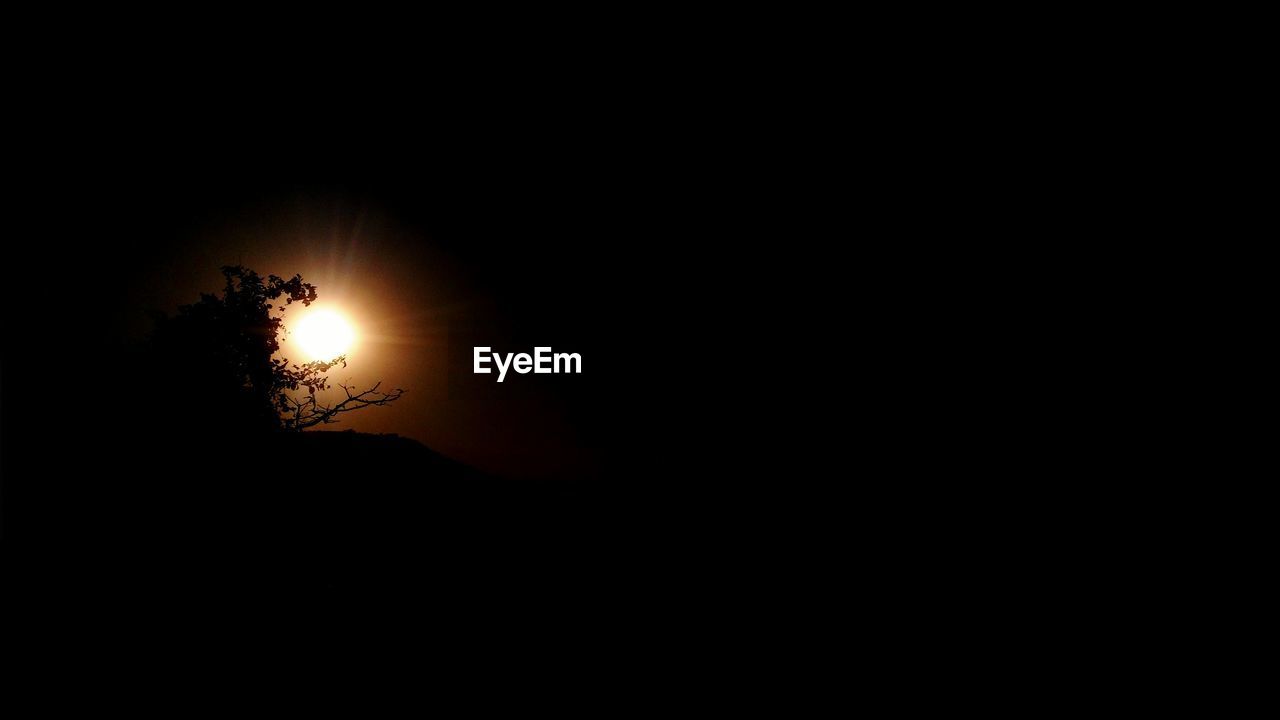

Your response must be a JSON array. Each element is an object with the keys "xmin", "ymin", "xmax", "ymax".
[{"xmin": 293, "ymin": 309, "xmax": 355, "ymax": 360}]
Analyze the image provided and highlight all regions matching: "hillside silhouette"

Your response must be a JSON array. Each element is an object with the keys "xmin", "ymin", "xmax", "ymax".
[{"xmin": 24, "ymin": 424, "xmax": 625, "ymax": 604}]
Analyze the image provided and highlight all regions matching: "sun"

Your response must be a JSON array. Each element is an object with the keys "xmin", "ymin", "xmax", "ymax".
[{"xmin": 292, "ymin": 309, "xmax": 356, "ymax": 361}]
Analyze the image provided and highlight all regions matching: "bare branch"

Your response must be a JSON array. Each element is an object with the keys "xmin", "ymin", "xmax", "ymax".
[{"xmin": 281, "ymin": 383, "xmax": 406, "ymax": 430}]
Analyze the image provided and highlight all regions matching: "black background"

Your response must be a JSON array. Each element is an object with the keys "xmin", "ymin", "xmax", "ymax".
[{"xmin": 0, "ymin": 106, "xmax": 794, "ymax": 611}]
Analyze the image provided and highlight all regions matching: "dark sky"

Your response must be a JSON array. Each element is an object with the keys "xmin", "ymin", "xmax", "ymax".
[
  {"xmin": 110, "ymin": 180, "xmax": 620, "ymax": 482},
  {"xmin": 3, "ymin": 127, "xmax": 721, "ymax": 491}
]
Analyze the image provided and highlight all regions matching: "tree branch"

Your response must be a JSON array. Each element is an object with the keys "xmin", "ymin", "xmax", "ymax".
[{"xmin": 282, "ymin": 381, "xmax": 406, "ymax": 430}]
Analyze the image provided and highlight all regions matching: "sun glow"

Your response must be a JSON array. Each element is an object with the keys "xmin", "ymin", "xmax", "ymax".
[{"xmin": 292, "ymin": 309, "xmax": 356, "ymax": 361}]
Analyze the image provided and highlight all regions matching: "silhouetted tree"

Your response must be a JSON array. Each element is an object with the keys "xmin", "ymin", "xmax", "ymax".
[{"xmin": 152, "ymin": 265, "xmax": 403, "ymax": 434}]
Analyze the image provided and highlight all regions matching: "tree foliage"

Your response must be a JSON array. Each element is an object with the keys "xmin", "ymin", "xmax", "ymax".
[{"xmin": 154, "ymin": 265, "xmax": 403, "ymax": 434}]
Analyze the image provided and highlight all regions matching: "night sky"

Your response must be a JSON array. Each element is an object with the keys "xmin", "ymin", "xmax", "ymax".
[
  {"xmin": 3, "ymin": 124, "xmax": 728, "ymax": 496},
  {"xmin": 0, "ymin": 32, "xmax": 1046, "ymax": 663},
  {"xmin": 104, "ymin": 180, "xmax": 617, "ymax": 483},
  {"xmin": 0, "ymin": 71, "xmax": 834, "ymax": 649}
]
